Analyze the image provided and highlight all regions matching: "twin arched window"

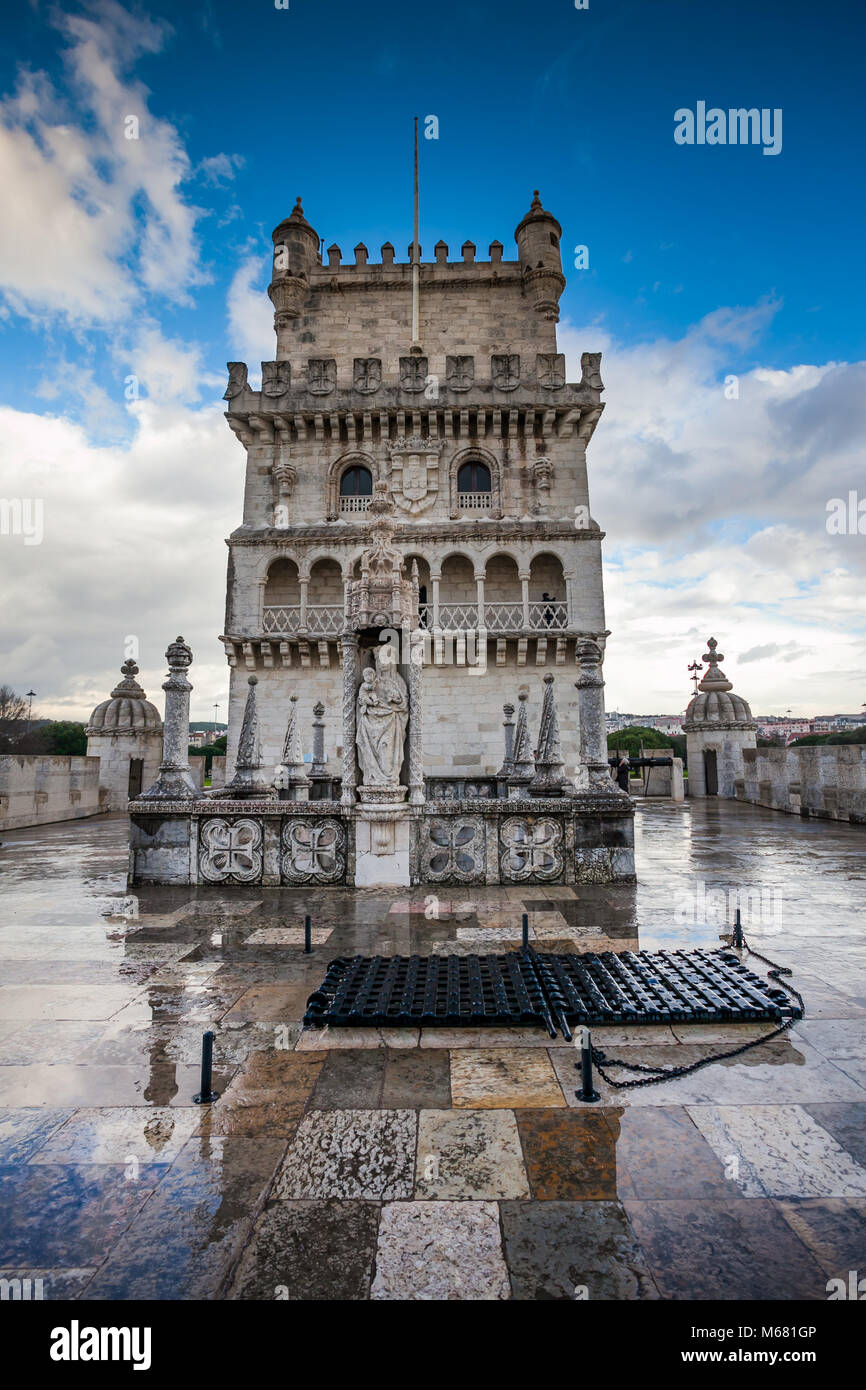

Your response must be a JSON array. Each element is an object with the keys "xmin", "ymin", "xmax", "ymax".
[
  {"xmin": 340, "ymin": 465, "xmax": 373, "ymax": 497},
  {"xmin": 457, "ymin": 460, "xmax": 491, "ymax": 494}
]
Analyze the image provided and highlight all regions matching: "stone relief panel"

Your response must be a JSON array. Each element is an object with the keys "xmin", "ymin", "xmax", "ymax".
[
  {"xmin": 399, "ymin": 355, "xmax": 428, "ymax": 392},
  {"xmin": 420, "ymin": 816, "xmax": 487, "ymax": 883},
  {"xmin": 536, "ymin": 353, "xmax": 565, "ymax": 389},
  {"xmin": 446, "ymin": 355, "xmax": 474, "ymax": 392},
  {"xmin": 499, "ymin": 815, "xmax": 564, "ymax": 882},
  {"xmin": 307, "ymin": 359, "xmax": 337, "ymax": 395},
  {"xmin": 261, "ymin": 360, "xmax": 291, "ymax": 397},
  {"xmin": 353, "ymin": 358, "xmax": 381, "ymax": 394},
  {"xmin": 199, "ymin": 817, "xmax": 263, "ymax": 884},
  {"xmin": 491, "ymin": 354, "xmax": 520, "ymax": 391},
  {"xmin": 281, "ymin": 817, "xmax": 347, "ymax": 884}
]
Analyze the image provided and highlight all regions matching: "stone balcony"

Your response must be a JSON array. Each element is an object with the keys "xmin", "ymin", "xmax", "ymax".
[{"xmin": 259, "ymin": 601, "xmax": 570, "ymax": 638}]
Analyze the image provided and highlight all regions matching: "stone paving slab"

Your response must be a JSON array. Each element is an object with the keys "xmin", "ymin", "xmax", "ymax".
[
  {"xmin": 274, "ymin": 1109, "xmax": 417, "ymax": 1200},
  {"xmin": 516, "ymin": 1108, "xmax": 621, "ymax": 1200},
  {"xmin": 0, "ymin": 1064, "xmax": 236, "ymax": 1109},
  {"xmin": 549, "ymin": 1036, "xmax": 866, "ymax": 1108},
  {"xmin": 0, "ymin": 1163, "xmax": 165, "ymax": 1267},
  {"xmin": 222, "ymin": 983, "xmax": 313, "ymax": 1023},
  {"xmin": 31, "ymin": 1107, "xmax": 201, "ymax": 1167},
  {"xmin": 370, "ymin": 1201, "xmax": 510, "ymax": 1300},
  {"xmin": 605, "ymin": 1106, "xmax": 734, "ymax": 1201},
  {"xmin": 382, "ymin": 1049, "xmax": 451, "ymax": 1109},
  {"xmin": 687, "ymin": 1104, "xmax": 866, "ymax": 1198},
  {"xmin": 624, "ymin": 1197, "xmax": 829, "ymax": 1300},
  {"xmin": 227, "ymin": 1199, "xmax": 380, "ymax": 1301},
  {"xmin": 501, "ymin": 1200, "xmax": 660, "ymax": 1300},
  {"xmin": 774, "ymin": 1198, "xmax": 866, "ymax": 1280},
  {"xmin": 309, "ymin": 1050, "xmax": 387, "ymax": 1110},
  {"xmin": 296, "ymin": 1027, "xmax": 420, "ymax": 1050},
  {"xmin": 0, "ymin": 1108, "xmax": 76, "ymax": 1165},
  {"xmin": 0, "ymin": 986, "xmax": 144, "ymax": 1022},
  {"xmin": 450, "ymin": 1049, "xmax": 566, "ymax": 1109},
  {"xmin": 81, "ymin": 1136, "xmax": 286, "ymax": 1300},
  {"xmin": 415, "ymin": 1109, "xmax": 529, "ymax": 1199}
]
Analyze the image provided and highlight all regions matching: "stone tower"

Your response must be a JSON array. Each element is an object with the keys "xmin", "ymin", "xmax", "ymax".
[
  {"xmin": 684, "ymin": 638, "xmax": 757, "ymax": 797},
  {"xmin": 220, "ymin": 191, "xmax": 610, "ymax": 790}
]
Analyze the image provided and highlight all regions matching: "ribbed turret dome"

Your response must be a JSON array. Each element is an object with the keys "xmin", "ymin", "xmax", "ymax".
[
  {"xmin": 683, "ymin": 638, "xmax": 756, "ymax": 730},
  {"xmin": 87, "ymin": 660, "xmax": 162, "ymax": 734}
]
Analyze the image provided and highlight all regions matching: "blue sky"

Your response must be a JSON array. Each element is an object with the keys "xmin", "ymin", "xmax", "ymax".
[{"xmin": 0, "ymin": 0, "xmax": 863, "ymax": 720}]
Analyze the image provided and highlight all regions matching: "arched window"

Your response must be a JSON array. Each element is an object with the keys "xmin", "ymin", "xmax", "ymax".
[
  {"xmin": 457, "ymin": 460, "xmax": 491, "ymax": 494},
  {"xmin": 340, "ymin": 465, "xmax": 373, "ymax": 497}
]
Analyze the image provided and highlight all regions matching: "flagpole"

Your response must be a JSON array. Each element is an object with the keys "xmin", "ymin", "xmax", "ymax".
[{"xmin": 411, "ymin": 115, "xmax": 420, "ymax": 349}]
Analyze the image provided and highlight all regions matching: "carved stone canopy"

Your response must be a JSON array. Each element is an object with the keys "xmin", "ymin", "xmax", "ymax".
[{"xmin": 344, "ymin": 482, "xmax": 419, "ymax": 631}]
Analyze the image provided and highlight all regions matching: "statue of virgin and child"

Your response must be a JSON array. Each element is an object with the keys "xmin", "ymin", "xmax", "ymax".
[{"xmin": 355, "ymin": 650, "xmax": 409, "ymax": 790}]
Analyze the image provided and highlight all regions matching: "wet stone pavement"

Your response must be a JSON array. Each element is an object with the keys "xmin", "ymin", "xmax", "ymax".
[{"xmin": 0, "ymin": 802, "xmax": 864, "ymax": 1300}]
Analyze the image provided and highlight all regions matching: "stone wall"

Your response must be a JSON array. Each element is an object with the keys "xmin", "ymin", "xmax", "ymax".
[
  {"xmin": 225, "ymin": 657, "xmax": 583, "ymax": 783},
  {"xmin": 736, "ymin": 745, "xmax": 866, "ymax": 824},
  {"xmin": 86, "ymin": 730, "xmax": 162, "ymax": 810},
  {"xmin": 128, "ymin": 794, "xmax": 635, "ymax": 887},
  {"xmin": 0, "ymin": 755, "xmax": 103, "ymax": 831}
]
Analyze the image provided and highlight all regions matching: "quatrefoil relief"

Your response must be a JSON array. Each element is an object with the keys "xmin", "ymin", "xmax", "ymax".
[
  {"xmin": 499, "ymin": 816, "xmax": 564, "ymax": 881},
  {"xmin": 199, "ymin": 818, "xmax": 263, "ymax": 884}
]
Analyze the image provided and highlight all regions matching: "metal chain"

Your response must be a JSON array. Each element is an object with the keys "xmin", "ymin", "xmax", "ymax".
[{"xmin": 590, "ymin": 933, "xmax": 804, "ymax": 1090}]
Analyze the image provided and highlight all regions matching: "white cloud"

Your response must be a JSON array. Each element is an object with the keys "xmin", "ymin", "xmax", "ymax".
[
  {"xmin": 0, "ymin": 0, "xmax": 213, "ymax": 326},
  {"xmin": 226, "ymin": 250, "xmax": 273, "ymax": 370},
  {"xmin": 559, "ymin": 308, "xmax": 866, "ymax": 715}
]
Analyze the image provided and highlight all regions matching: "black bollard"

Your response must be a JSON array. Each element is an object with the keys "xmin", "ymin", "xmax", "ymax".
[
  {"xmin": 575, "ymin": 1026, "xmax": 600, "ymax": 1103},
  {"xmin": 732, "ymin": 907, "xmax": 744, "ymax": 949},
  {"xmin": 304, "ymin": 914, "xmax": 312, "ymax": 954},
  {"xmin": 193, "ymin": 1030, "xmax": 219, "ymax": 1104},
  {"xmin": 522, "ymin": 913, "xmax": 529, "ymax": 951}
]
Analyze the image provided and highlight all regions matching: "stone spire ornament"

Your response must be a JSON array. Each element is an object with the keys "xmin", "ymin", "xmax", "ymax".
[
  {"xmin": 529, "ymin": 674, "xmax": 567, "ymax": 796},
  {"xmin": 274, "ymin": 693, "xmax": 310, "ymax": 800},
  {"xmin": 139, "ymin": 636, "xmax": 197, "ymax": 800},
  {"xmin": 496, "ymin": 702, "xmax": 516, "ymax": 780},
  {"xmin": 310, "ymin": 700, "xmax": 327, "ymax": 777},
  {"xmin": 697, "ymin": 638, "xmax": 733, "ymax": 693},
  {"xmin": 507, "ymin": 689, "xmax": 535, "ymax": 793},
  {"xmin": 224, "ymin": 675, "xmax": 273, "ymax": 799}
]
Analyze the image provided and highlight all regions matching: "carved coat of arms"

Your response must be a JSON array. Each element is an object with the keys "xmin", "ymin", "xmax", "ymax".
[
  {"xmin": 354, "ymin": 358, "xmax": 381, "ymax": 394},
  {"xmin": 399, "ymin": 355, "xmax": 428, "ymax": 393},
  {"xmin": 446, "ymin": 355, "xmax": 474, "ymax": 392},
  {"xmin": 307, "ymin": 359, "xmax": 336, "ymax": 394},
  {"xmin": 223, "ymin": 362, "xmax": 248, "ymax": 400},
  {"xmin": 536, "ymin": 353, "xmax": 565, "ymax": 389},
  {"xmin": 388, "ymin": 436, "xmax": 442, "ymax": 515},
  {"xmin": 261, "ymin": 360, "xmax": 291, "ymax": 397},
  {"xmin": 491, "ymin": 353, "xmax": 520, "ymax": 391}
]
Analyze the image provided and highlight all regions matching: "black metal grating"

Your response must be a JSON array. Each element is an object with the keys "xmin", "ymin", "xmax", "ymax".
[
  {"xmin": 305, "ymin": 952, "xmax": 558, "ymax": 1036},
  {"xmin": 304, "ymin": 948, "xmax": 801, "ymax": 1038}
]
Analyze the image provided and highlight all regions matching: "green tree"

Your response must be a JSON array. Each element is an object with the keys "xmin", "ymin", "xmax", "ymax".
[{"xmin": 42, "ymin": 722, "xmax": 88, "ymax": 756}]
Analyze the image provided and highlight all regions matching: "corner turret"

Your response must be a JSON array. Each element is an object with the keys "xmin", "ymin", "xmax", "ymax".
[
  {"xmin": 515, "ymin": 190, "xmax": 565, "ymax": 321},
  {"xmin": 268, "ymin": 198, "xmax": 320, "ymax": 350}
]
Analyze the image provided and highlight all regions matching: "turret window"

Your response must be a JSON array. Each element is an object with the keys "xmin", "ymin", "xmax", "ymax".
[{"xmin": 457, "ymin": 461, "xmax": 491, "ymax": 494}]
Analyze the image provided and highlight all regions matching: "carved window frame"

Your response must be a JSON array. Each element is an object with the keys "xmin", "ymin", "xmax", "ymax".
[
  {"xmin": 326, "ymin": 451, "xmax": 379, "ymax": 521},
  {"xmin": 448, "ymin": 446, "xmax": 502, "ymax": 519}
]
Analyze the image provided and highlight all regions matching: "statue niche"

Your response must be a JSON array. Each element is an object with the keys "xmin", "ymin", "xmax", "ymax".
[{"xmin": 355, "ymin": 649, "xmax": 409, "ymax": 798}]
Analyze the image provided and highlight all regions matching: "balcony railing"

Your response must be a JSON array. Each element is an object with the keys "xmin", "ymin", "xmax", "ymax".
[
  {"xmin": 262, "ymin": 604, "xmax": 343, "ymax": 636},
  {"xmin": 424, "ymin": 602, "xmax": 570, "ymax": 632},
  {"xmin": 528, "ymin": 600, "xmax": 568, "ymax": 631},
  {"xmin": 261, "ymin": 601, "xmax": 569, "ymax": 637},
  {"xmin": 339, "ymin": 496, "xmax": 371, "ymax": 514},
  {"xmin": 455, "ymin": 491, "xmax": 492, "ymax": 511}
]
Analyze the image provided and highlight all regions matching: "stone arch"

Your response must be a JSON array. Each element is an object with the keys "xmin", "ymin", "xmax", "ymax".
[
  {"xmin": 308, "ymin": 555, "xmax": 344, "ymax": 606},
  {"xmin": 529, "ymin": 552, "xmax": 568, "ymax": 630},
  {"xmin": 484, "ymin": 552, "xmax": 522, "ymax": 605},
  {"xmin": 263, "ymin": 556, "xmax": 301, "ymax": 605},
  {"xmin": 439, "ymin": 551, "xmax": 477, "ymax": 609},
  {"xmin": 448, "ymin": 445, "xmax": 502, "ymax": 518},
  {"xmin": 326, "ymin": 451, "xmax": 378, "ymax": 520}
]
